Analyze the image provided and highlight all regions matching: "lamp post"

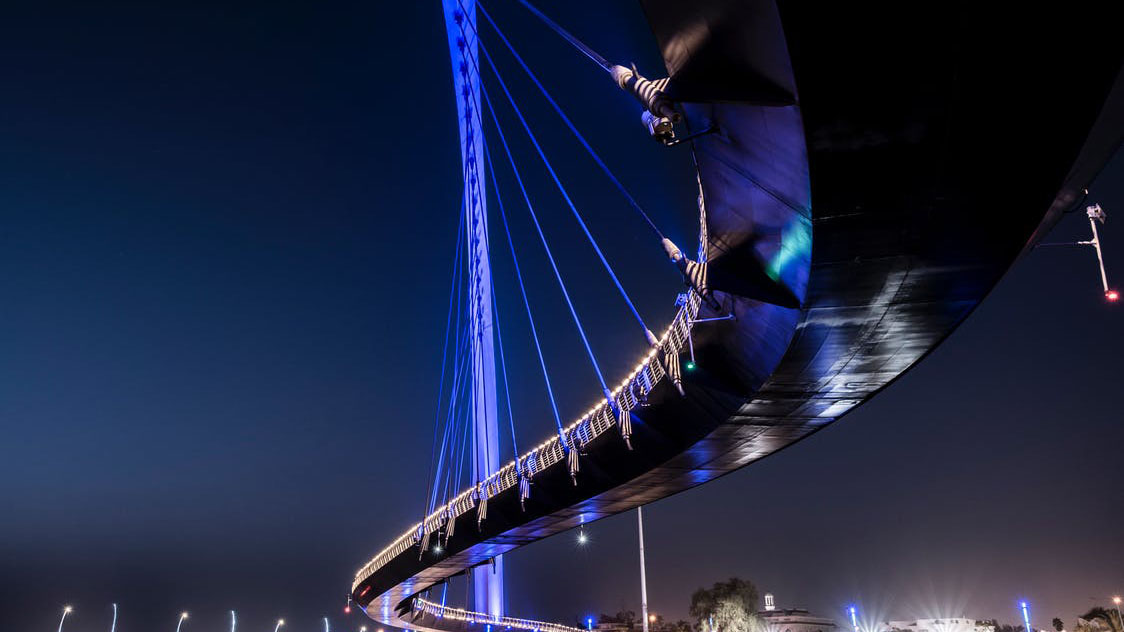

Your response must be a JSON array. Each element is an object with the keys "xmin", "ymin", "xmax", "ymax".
[
  {"xmin": 324, "ymin": 617, "xmax": 330, "ymax": 632},
  {"xmin": 274, "ymin": 618, "xmax": 285, "ymax": 632},
  {"xmin": 231, "ymin": 610, "xmax": 237, "ymax": 632},
  {"xmin": 1112, "ymin": 597, "xmax": 1122, "ymax": 630},
  {"xmin": 849, "ymin": 606, "xmax": 860, "ymax": 632},
  {"xmin": 176, "ymin": 612, "xmax": 189, "ymax": 632},
  {"xmin": 58, "ymin": 605, "xmax": 73, "ymax": 632},
  {"xmin": 638, "ymin": 507, "xmax": 650, "ymax": 632},
  {"xmin": 1020, "ymin": 601, "xmax": 1033, "ymax": 632},
  {"xmin": 111, "ymin": 603, "xmax": 118, "ymax": 632}
]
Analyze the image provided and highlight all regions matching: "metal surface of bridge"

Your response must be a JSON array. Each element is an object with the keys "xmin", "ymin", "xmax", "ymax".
[{"xmin": 351, "ymin": 2, "xmax": 1124, "ymax": 630}]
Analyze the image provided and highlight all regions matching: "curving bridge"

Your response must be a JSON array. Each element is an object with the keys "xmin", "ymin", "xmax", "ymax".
[{"xmin": 350, "ymin": 2, "xmax": 1124, "ymax": 631}]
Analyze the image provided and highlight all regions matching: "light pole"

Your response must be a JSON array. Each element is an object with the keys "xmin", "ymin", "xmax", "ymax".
[
  {"xmin": 231, "ymin": 610, "xmax": 237, "ymax": 632},
  {"xmin": 1112, "ymin": 597, "xmax": 1122, "ymax": 630},
  {"xmin": 1021, "ymin": 601, "xmax": 1033, "ymax": 632},
  {"xmin": 849, "ymin": 606, "xmax": 860, "ymax": 632},
  {"xmin": 58, "ymin": 605, "xmax": 73, "ymax": 632},
  {"xmin": 638, "ymin": 507, "xmax": 650, "ymax": 632},
  {"xmin": 111, "ymin": 603, "xmax": 118, "ymax": 632},
  {"xmin": 324, "ymin": 617, "xmax": 330, "ymax": 632},
  {"xmin": 176, "ymin": 612, "xmax": 189, "ymax": 632},
  {"xmin": 274, "ymin": 618, "xmax": 285, "ymax": 632}
]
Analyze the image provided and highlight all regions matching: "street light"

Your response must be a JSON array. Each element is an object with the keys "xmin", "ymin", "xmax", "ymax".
[
  {"xmin": 231, "ymin": 610, "xmax": 237, "ymax": 632},
  {"xmin": 58, "ymin": 605, "xmax": 73, "ymax": 632},
  {"xmin": 1112, "ymin": 597, "xmax": 1122, "ymax": 630},
  {"xmin": 324, "ymin": 616, "xmax": 330, "ymax": 632},
  {"xmin": 176, "ymin": 612, "xmax": 189, "ymax": 632},
  {"xmin": 111, "ymin": 603, "xmax": 118, "ymax": 632},
  {"xmin": 1021, "ymin": 601, "xmax": 1033, "ymax": 632},
  {"xmin": 274, "ymin": 619, "xmax": 285, "ymax": 632}
]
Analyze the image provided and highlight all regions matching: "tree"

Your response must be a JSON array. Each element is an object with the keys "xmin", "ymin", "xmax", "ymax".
[
  {"xmin": 599, "ymin": 611, "xmax": 639, "ymax": 631},
  {"xmin": 1053, "ymin": 618, "xmax": 1065, "ymax": 632},
  {"xmin": 689, "ymin": 578, "xmax": 761, "ymax": 632},
  {"xmin": 1077, "ymin": 608, "xmax": 1122, "ymax": 632}
]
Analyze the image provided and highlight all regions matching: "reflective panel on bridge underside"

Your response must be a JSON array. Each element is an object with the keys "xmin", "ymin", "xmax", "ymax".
[{"xmin": 352, "ymin": 2, "xmax": 1124, "ymax": 629}]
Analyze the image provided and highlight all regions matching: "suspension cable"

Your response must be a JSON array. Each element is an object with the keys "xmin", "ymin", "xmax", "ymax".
[
  {"xmin": 476, "ymin": 3, "xmax": 665, "ymax": 241},
  {"xmin": 489, "ymin": 263, "xmax": 520, "ymax": 460},
  {"xmin": 423, "ymin": 207, "xmax": 466, "ymax": 517},
  {"xmin": 479, "ymin": 42, "xmax": 655, "ymax": 345},
  {"xmin": 482, "ymin": 139, "xmax": 566, "ymax": 439},
  {"xmin": 505, "ymin": 0, "xmax": 610, "ymax": 72},
  {"xmin": 480, "ymin": 81, "xmax": 613, "ymax": 400},
  {"xmin": 431, "ymin": 337, "xmax": 471, "ymax": 512}
]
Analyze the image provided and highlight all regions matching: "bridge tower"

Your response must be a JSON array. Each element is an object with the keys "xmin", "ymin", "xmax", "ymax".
[{"xmin": 442, "ymin": 0, "xmax": 504, "ymax": 618}]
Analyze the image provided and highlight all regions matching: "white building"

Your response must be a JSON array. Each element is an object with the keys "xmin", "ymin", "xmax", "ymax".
[
  {"xmin": 758, "ymin": 594, "xmax": 838, "ymax": 632},
  {"xmin": 883, "ymin": 618, "xmax": 996, "ymax": 632}
]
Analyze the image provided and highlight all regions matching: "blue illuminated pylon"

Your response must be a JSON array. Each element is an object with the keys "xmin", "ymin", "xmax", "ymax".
[
  {"xmin": 849, "ymin": 606, "xmax": 859, "ymax": 632},
  {"xmin": 442, "ymin": 0, "xmax": 503, "ymax": 619},
  {"xmin": 1020, "ymin": 601, "xmax": 1032, "ymax": 632}
]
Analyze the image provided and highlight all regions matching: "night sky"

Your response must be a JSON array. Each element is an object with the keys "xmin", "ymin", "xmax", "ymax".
[{"xmin": 2, "ymin": 3, "xmax": 1122, "ymax": 632}]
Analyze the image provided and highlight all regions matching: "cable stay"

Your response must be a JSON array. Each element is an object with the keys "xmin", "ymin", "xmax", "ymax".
[
  {"xmin": 489, "ymin": 279, "xmax": 519, "ymax": 463},
  {"xmin": 483, "ymin": 143, "xmax": 570, "ymax": 498},
  {"xmin": 423, "ymin": 206, "xmax": 467, "ymax": 519},
  {"xmin": 502, "ymin": 0, "xmax": 681, "ymax": 138},
  {"xmin": 479, "ymin": 42, "xmax": 659, "ymax": 348},
  {"xmin": 505, "ymin": 0, "xmax": 610, "ymax": 72},
  {"xmin": 481, "ymin": 141, "xmax": 565, "ymax": 444},
  {"xmin": 474, "ymin": 4, "xmax": 667, "ymax": 243},
  {"xmin": 465, "ymin": 0, "xmax": 712, "ymax": 305},
  {"xmin": 480, "ymin": 83, "xmax": 613, "ymax": 403}
]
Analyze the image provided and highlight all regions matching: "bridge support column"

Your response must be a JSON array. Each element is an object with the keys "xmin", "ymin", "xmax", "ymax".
[{"xmin": 442, "ymin": 0, "xmax": 503, "ymax": 619}]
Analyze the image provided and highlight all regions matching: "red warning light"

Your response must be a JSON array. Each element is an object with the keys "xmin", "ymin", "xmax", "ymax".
[{"xmin": 1107, "ymin": 289, "xmax": 1120, "ymax": 302}]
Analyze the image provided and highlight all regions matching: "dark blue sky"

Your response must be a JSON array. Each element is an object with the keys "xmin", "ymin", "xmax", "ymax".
[{"xmin": 2, "ymin": 2, "xmax": 1121, "ymax": 632}]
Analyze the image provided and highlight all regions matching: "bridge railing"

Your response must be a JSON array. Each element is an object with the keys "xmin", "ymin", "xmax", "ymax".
[
  {"xmin": 353, "ymin": 291, "xmax": 701, "ymax": 592},
  {"xmin": 413, "ymin": 596, "xmax": 587, "ymax": 632}
]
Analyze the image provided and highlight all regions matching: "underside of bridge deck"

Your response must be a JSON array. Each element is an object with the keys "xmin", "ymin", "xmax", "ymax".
[{"xmin": 351, "ymin": 2, "xmax": 1124, "ymax": 630}]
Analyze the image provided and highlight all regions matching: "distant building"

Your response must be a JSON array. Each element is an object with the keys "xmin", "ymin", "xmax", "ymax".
[
  {"xmin": 758, "ymin": 594, "xmax": 838, "ymax": 632},
  {"xmin": 883, "ymin": 619, "xmax": 996, "ymax": 632}
]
